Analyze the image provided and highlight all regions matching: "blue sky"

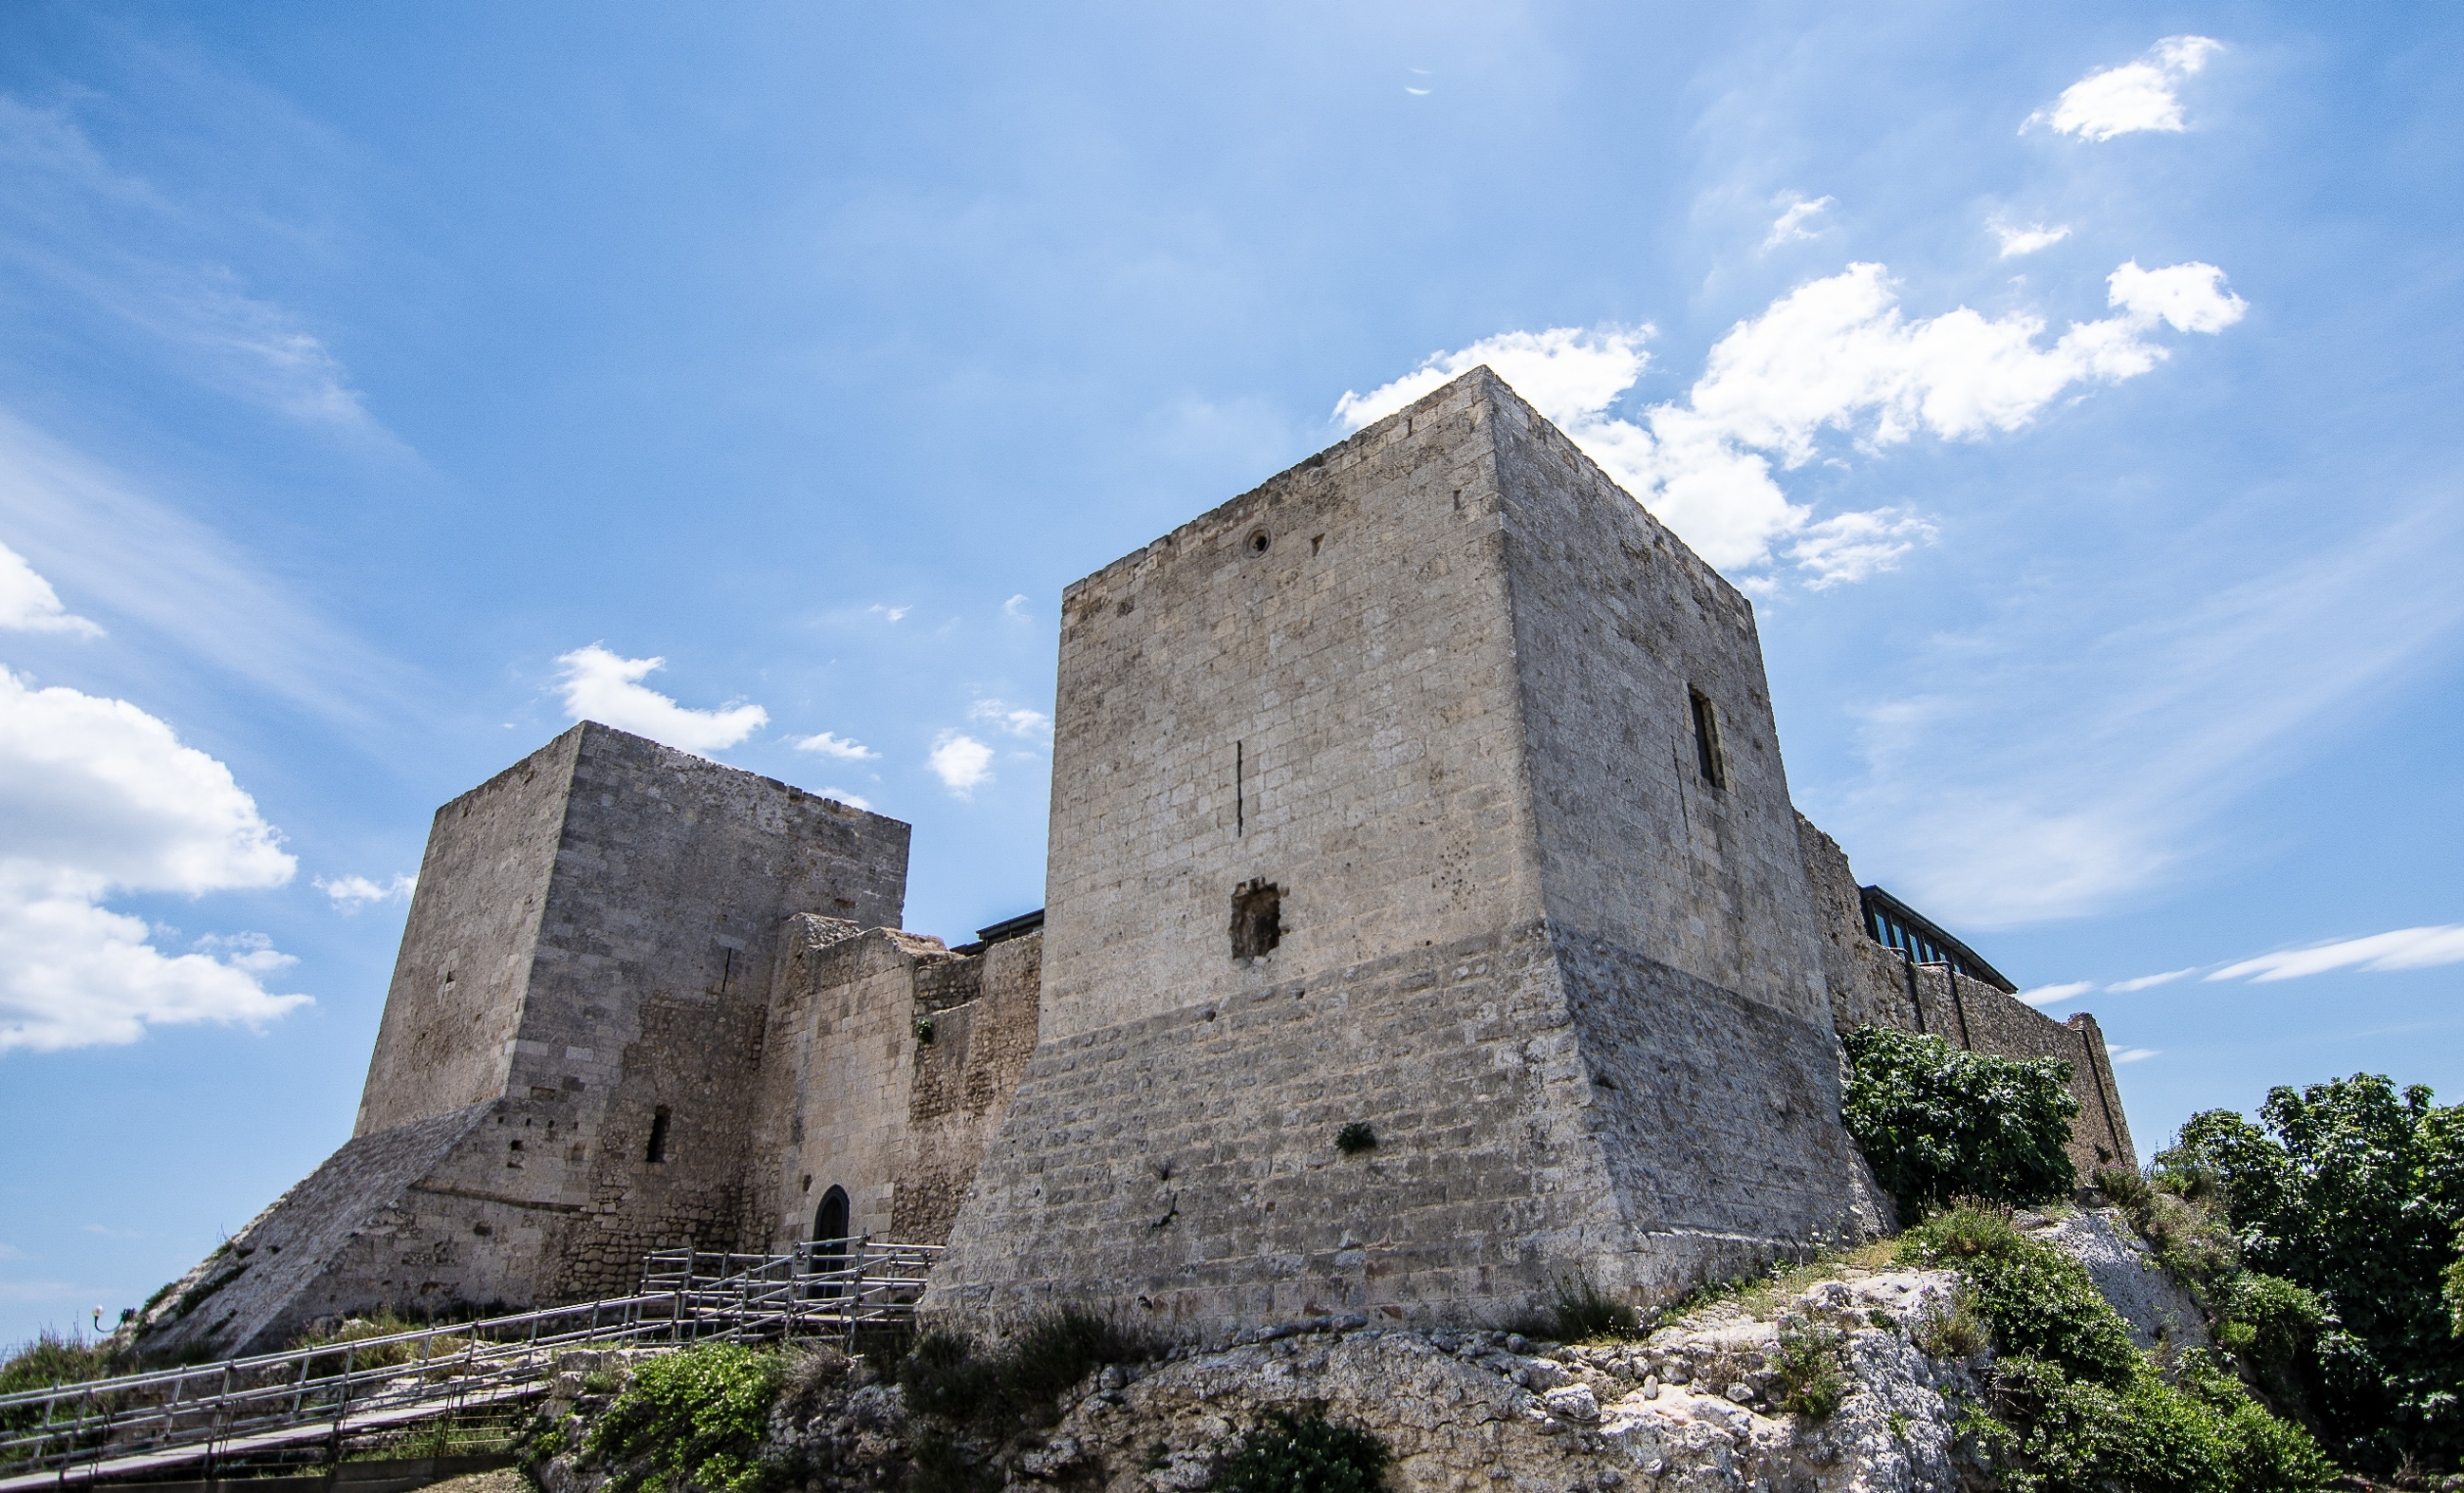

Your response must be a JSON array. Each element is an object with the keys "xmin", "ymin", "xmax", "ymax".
[{"xmin": 2, "ymin": 2, "xmax": 2458, "ymax": 1349}]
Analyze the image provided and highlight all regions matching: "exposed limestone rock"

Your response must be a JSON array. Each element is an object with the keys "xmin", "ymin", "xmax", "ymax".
[{"xmin": 2020, "ymin": 1206, "xmax": 2210, "ymax": 1354}]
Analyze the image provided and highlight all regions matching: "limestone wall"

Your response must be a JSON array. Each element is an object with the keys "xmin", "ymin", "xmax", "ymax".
[
  {"xmin": 1792, "ymin": 813, "xmax": 2138, "ymax": 1173},
  {"xmin": 892, "ymin": 931, "xmax": 1044, "ymax": 1243},
  {"xmin": 933, "ymin": 370, "xmax": 1875, "ymax": 1332},
  {"xmin": 1491, "ymin": 393, "xmax": 1833, "ymax": 1026}
]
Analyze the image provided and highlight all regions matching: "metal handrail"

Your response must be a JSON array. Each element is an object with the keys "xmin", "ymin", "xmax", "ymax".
[{"xmin": 0, "ymin": 1238, "xmax": 945, "ymax": 1487}]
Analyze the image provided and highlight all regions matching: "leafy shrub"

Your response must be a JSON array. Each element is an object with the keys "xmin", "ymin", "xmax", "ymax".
[
  {"xmin": 2220, "ymin": 1274, "xmax": 2328, "ymax": 1371},
  {"xmin": 2165, "ymin": 1075, "xmax": 2464, "ymax": 1474},
  {"xmin": 1897, "ymin": 1206, "xmax": 2337, "ymax": 1490},
  {"xmin": 1913, "ymin": 1298, "xmax": 1986, "ymax": 1360},
  {"xmin": 1770, "ymin": 1319, "xmax": 1849, "ymax": 1420},
  {"xmin": 0, "ymin": 1331, "xmax": 118, "ymax": 1396},
  {"xmin": 1334, "ymin": 1123, "xmax": 1376, "ymax": 1156},
  {"xmin": 1215, "ymin": 1411, "xmax": 1390, "ymax": 1493},
  {"xmin": 1897, "ymin": 1205, "xmax": 2138, "ymax": 1389},
  {"xmin": 1840, "ymin": 1026, "xmax": 2080, "ymax": 1217},
  {"xmin": 589, "ymin": 1340, "xmax": 785, "ymax": 1493}
]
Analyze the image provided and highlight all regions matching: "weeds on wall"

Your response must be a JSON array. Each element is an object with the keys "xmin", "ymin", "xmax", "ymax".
[
  {"xmin": 1215, "ymin": 1411, "xmax": 1391, "ymax": 1493},
  {"xmin": 896, "ymin": 1307, "xmax": 1156, "ymax": 1491},
  {"xmin": 1528, "ymin": 1276, "xmax": 1640, "ymax": 1343},
  {"xmin": 1897, "ymin": 1205, "xmax": 2337, "ymax": 1492},
  {"xmin": 1769, "ymin": 1319, "xmax": 1851, "ymax": 1421},
  {"xmin": 1840, "ymin": 1025, "xmax": 2080, "ymax": 1218}
]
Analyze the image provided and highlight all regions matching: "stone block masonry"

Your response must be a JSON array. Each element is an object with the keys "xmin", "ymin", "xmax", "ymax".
[
  {"xmin": 140, "ymin": 723, "xmax": 918, "ymax": 1360},
  {"xmin": 929, "ymin": 368, "xmax": 1882, "ymax": 1332}
]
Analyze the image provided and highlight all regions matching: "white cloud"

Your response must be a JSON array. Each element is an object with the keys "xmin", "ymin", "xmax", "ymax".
[
  {"xmin": 0, "ymin": 541, "xmax": 101, "ymax": 637},
  {"xmin": 1787, "ymin": 508, "xmax": 1938, "ymax": 590},
  {"xmin": 1334, "ymin": 259, "xmax": 2245, "ymax": 582},
  {"xmin": 1763, "ymin": 195, "xmax": 1835, "ymax": 251},
  {"xmin": 791, "ymin": 730, "xmax": 878, "ymax": 762},
  {"xmin": 2030, "ymin": 36, "xmax": 2225, "ymax": 142},
  {"xmin": 969, "ymin": 698, "xmax": 1052, "ymax": 741},
  {"xmin": 2018, "ymin": 980, "xmax": 2095, "ymax": 1007},
  {"xmin": 817, "ymin": 787, "xmax": 872, "ymax": 812},
  {"xmin": 0, "ymin": 669, "xmax": 305, "ymax": 1051},
  {"xmin": 1993, "ymin": 221, "xmax": 2071, "ymax": 257},
  {"xmin": 2111, "ymin": 1048, "xmax": 2161, "ymax": 1064},
  {"xmin": 927, "ymin": 731, "xmax": 995, "ymax": 799},
  {"xmin": 2208, "ymin": 924, "xmax": 2464, "ymax": 984},
  {"xmin": 868, "ymin": 604, "xmax": 910, "ymax": 623},
  {"xmin": 1001, "ymin": 594, "xmax": 1030, "ymax": 621},
  {"xmin": 552, "ymin": 645, "xmax": 767, "ymax": 756},
  {"xmin": 314, "ymin": 872, "xmax": 413, "ymax": 911},
  {"xmin": 2107, "ymin": 967, "xmax": 2195, "ymax": 993}
]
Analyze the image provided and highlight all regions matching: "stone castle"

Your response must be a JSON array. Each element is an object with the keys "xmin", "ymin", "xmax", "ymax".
[{"xmin": 138, "ymin": 369, "xmax": 2132, "ymax": 1360}]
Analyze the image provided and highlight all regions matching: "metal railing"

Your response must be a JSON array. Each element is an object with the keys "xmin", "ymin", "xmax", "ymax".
[{"xmin": 0, "ymin": 1236, "xmax": 942, "ymax": 1490}]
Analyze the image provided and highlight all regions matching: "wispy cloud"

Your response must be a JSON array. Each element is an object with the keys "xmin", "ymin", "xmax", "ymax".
[
  {"xmin": 2028, "ymin": 36, "xmax": 2225, "ymax": 142},
  {"xmin": 868, "ymin": 604, "xmax": 910, "ymax": 623},
  {"xmin": 2108, "ymin": 967, "xmax": 2195, "ymax": 993},
  {"xmin": 927, "ymin": 731, "xmax": 995, "ymax": 799},
  {"xmin": 314, "ymin": 872, "xmax": 414, "ymax": 911},
  {"xmin": 0, "ymin": 96, "xmax": 398, "ymax": 445},
  {"xmin": 0, "ymin": 413, "xmax": 409, "ymax": 728},
  {"xmin": 2111, "ymin": 1048, "xmax": 2161, "ymax": 1064},
  {"xmin": 1992, "ymin": 220, "xmax": 2071, "ymax": 257},
  {"xmin": 1001, "ymin": 594, "xmax": 1030, "ymax": 621},
  {"xmin": 790, "ymin": 730, "xmax": 878, "ymax": 761},
  {"xmin": 1334, "ymin": 258, "xmax": 2246, "ymax": 583},
  {"xmin": 552, "ymin": 646, "xmax": 767, "ymax": 756},
  {"xmin": 1839, "ymin": 506, "xmax": 2464, "ymax": 929},
  {"xmin": 1762, "ymin": 195, "xmax": 1835, "ymax": 251},
  {"xmin": 2019, "ymin": 980, "xmax": 2095, "ymax": 1007},
  {"xmin": 2208, "ymin": 925, "xmax": 2464, "ymax": 984},
  {"xmin": 817, "ymin": 787, "xmax": 872, "ymax": 812},
  {"xmin": 969, "ymin": 698, "xmax": 1051, "ymax": 742}
]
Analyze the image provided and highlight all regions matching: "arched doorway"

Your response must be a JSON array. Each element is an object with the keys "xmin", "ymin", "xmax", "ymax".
[{"xmin": 812, "ymin": 1186, "xmax": 850, "ymax": 1298}]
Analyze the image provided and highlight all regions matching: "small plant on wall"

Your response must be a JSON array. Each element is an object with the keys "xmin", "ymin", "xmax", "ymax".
[{"xmin": 1334, "ymin": 1123, "xmax": 1376, "ymax": 1156}]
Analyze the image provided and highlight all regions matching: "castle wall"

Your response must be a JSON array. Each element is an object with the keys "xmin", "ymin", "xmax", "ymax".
[
  {"xmin": 1034, "ymin": 375, "xmax": 1543, "ymax": 1046},
  {"xmin": 744, "ymin": 921, "xmax": 1047, "ymax": 1249},
  {"xmin": 1792, "ymin": 813, "xmax": 2139, "ymax": 1173},
  {"xmin": 355, "ymin": 735, "xmax": 580, "ymax": 1134},
  {"xmin": 933, "ymin": 370, "xmax": 1876, "ymax": 1332},
  {"xmin": 892, "ymin": 932, "xmax": 1044, "ymax": 1243},
  {"xmin": 1490, "ymin": 394, "xmax": 1833, "ymax": 1025}
]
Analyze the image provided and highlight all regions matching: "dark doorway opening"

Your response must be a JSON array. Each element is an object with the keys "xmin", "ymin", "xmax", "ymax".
[
  {"xmin": 812, "ymin": 1186, "xmax": 850, "ymax": 1298},
  {"xmin": 645, "ymin": 1106, "xmax": 671, "ymax": 1163}
]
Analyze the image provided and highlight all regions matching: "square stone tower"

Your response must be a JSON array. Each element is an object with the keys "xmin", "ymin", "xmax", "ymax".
[{"xmin": 927, "ymin": 368, "xmax": 1879, "ymax": 1331}]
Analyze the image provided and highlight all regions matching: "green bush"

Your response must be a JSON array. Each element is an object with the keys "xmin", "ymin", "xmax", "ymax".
[
  {"xmin": 1770, "ymin": 1319, "xmax": 1850, "ymax": 1420},
  {"xmin": 1897, "ymin": 1206, "xmax": 2138, "ymax": 1389},
  {"xmin": 1841, "ymin": 1026, "xmax": 2080, "ymax": 1217},
  {"xmin": 2165, "ymin": 1075, "xmax": 2464, "ymax": 1474},
  {"xmin": 0, "ymin": 1331, "xmax": 118, "ymax": 1397},
  {"xmin": 1215, "ymin": 1412, "xmax": 1390, "ymax": 1493},
  {"xmin": 588, "ymin": 1341, "xmax": 785, "ymax": 1493},
  {"xmin": 1536, "ymin": 1276, "xmax": 1639, "ymax": 1343},
  {"xmin": 1899, "ymin": 1208, "xmax": 2337, "ymax": 1491}
]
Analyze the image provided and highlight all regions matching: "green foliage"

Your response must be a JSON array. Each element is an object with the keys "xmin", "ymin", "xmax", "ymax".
[
  {"xmin": 2165, "ymin": 1074, "xmax": 2464, "ymax": 1474},
  {"xmin": 897, "ymin": 1307, "xmax": 1152, "ymax": 1429},
  {"xmin": 588, "ymin": 1340, "xmax": 785, "ymax": 1493},
  {"xmin": 1215, "ymin": 1411, "xmax": 1391, "ymax": 1493},
  {"xmin": 290, "ymin": 1313, "xmax": 467, "ymax": 1375},
  {"xmin": 0, "ymin": 1331, "xmax": 118, "ymax": 1396},
  {"xmin": 1770, "ymin": 1319, "xmax": 1850, "ymax": 1420},
  {"xmin": 1986, "ymin": 1354, "xmax": 2336, "ymax": 1493},
  {"xmin": 1841, "ymin": 1025, "xmax": 2081, "ymax": 1217},
  {"xmin": 1897, "ymin": 1205, "xmax": 2139, "ymax": 1389},
  {"xmin": 2220, "ymin": 1274, "xmax": 2329, "ymax": 1371},
  {"xmin": 1334, "ymin": 1123, "xmax": 1376, "ymax": 1156},
  {"xmin": 1900, "ymin": 1207, "xmax": 2337, "ymax": 1491}
]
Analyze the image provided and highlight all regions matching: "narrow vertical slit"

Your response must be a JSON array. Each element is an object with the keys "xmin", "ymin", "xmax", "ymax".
[{"xmin": 1235, "ymin": 741, "xmax": 1244, "ymax": 836}]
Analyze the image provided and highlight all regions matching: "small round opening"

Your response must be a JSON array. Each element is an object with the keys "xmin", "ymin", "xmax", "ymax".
[{"xmin": 1246, "ymin": 529, "xmax": 1271, "ymax": 555}]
